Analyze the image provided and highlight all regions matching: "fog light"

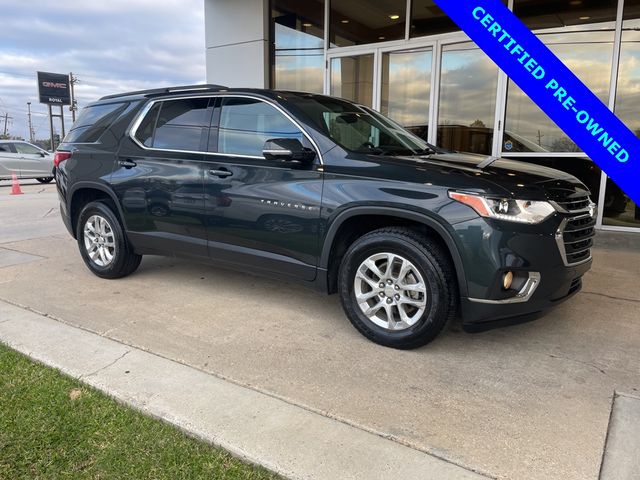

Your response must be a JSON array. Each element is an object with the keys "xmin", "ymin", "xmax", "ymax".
[{"xmin": 503, "ymin": 271, "xmax": 514, "ymax": 290}]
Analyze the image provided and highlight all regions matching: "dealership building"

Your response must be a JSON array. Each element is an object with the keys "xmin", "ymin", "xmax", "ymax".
[{"xmin": 204, "ymin": 0, "xmax": 640, "ymax": 232}]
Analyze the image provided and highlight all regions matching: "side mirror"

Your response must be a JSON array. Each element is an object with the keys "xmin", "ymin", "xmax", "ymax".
[
  {"xmin": 263, "ymin": 138, "xmax": 315, "ymax": 163},
  {"xmin": 40, "ymin": 151, "xmax": 46, "ymax": 157}
]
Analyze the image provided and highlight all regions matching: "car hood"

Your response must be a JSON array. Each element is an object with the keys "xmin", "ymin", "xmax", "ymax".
[{"xmin": 377, "ymin": 152, "xmax": 590, "ymax": 201}]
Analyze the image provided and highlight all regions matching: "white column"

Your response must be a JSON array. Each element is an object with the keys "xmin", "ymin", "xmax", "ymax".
[{"xmin": 204, "ymin": 0, "xmax": 269, "ymax": 88}]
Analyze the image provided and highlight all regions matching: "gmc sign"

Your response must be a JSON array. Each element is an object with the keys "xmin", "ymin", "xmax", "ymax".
[{"xmin": 37, "ymin": 71, "xmax": 71, "ymax": 105}]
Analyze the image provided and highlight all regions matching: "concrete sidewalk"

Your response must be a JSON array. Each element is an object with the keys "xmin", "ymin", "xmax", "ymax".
[{"xmin": 0, "ymin": 299, "xmax": 488, "ymax": 480}]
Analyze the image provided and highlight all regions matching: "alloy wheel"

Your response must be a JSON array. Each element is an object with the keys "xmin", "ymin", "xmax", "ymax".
[
  {"xmin": 83, "ymin": 214, "xmax": 116, "ymax": 267},
  {"xmin": 353, "ymin": 252, "xmax": 428, "ymax": 331}
]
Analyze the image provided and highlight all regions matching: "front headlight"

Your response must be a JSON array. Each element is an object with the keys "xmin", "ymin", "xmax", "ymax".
[{"xmin": 448, "ymin": 191, "xmax": 556, "ymax": 224}]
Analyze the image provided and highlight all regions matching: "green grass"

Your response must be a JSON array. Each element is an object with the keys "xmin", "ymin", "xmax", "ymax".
[{"xmin": 0, "ymin": 343, "xmax": 280, "ymax": 480}]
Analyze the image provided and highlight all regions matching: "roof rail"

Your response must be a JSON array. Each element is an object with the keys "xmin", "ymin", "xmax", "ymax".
[{"xmin": 99, "ymin": 84, "xmax": 228, "ymax": 100}]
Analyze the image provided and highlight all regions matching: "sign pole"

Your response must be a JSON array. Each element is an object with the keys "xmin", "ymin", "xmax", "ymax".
[
  {"xmin": 48, "ymin": 104, "xmax": 55, "ymax": 151},
  {"xmin": 69, "ymin": 72, "xmax": 77, "ymax": 122},
  {"xmin": 60, "ymin": 105, "xmax": 66, "ymax": 138}
]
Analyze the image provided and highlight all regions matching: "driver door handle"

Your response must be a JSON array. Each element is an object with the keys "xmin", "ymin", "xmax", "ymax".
[
  {"xmin": 209, "ymin": 168, "xmax": 233, "ymax": 178},
  {"xmin": 119, "ymin": 159, "xmax": 137, "ymax": 169}
]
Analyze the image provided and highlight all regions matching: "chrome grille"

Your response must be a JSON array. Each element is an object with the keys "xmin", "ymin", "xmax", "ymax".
[
  {"xmin": 554, "ymin": 195, "xmax": 591, "ymax": 213},
  {"xmin": 556, "ymin": 213, "xmax": 596, "ymax": 266}
]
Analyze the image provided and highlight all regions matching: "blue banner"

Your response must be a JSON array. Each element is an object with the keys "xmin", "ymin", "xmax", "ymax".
[{"xmin": 433, "ymin": 0, "xmax": 640, "ymax": 205}]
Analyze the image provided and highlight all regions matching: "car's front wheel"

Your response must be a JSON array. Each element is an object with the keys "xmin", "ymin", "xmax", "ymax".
[
  {"xmin": 338, "ymin": 227, "xmax": 456, "ymax": 349},
  {"xmin": 76, "ymin": 201, "xmax": 141, "ymax": 279}
]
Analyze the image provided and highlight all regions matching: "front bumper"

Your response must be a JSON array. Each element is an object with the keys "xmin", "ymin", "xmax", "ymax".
[
  {"xmin": 459, "ymin": 258, "xmax": 591, "ymax": 330},
  {"xmin": 452, "ymin": 214, "xmax": 594, "ymax": 329}
]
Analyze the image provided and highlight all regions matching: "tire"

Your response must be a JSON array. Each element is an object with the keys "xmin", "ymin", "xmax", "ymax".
[
  {"xmin": 76, "ymin": 201, "xmax": 142, "ymax": 279},
  {"xmin": 338, "ymin": 227, "xmax": 457, "ymax": 349},
  {"xmin": 36, "ymin": 177, "xmax": 54, "ymax": 184}
]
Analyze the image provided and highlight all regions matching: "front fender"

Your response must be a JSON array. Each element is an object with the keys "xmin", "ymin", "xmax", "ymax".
[{"xmin": 319, "ymin": 205, "xmax": 469, "ymax": 297}]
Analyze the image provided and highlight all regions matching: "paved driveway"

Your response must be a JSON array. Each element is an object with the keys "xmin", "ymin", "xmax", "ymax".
[{"xmin": 1, "ymin": 182, "xmax": 639, "ymax": 479}]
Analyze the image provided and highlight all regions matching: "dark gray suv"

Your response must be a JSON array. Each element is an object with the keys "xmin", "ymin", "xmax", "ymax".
[{"xmin": 55, "ymin": 85, "xmax": 595, "ymax": 349}]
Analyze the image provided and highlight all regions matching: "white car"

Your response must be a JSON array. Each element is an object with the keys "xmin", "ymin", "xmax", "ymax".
[{"xmin": 0, "ymin": 140, "xmax": 55, "ymax": 183}]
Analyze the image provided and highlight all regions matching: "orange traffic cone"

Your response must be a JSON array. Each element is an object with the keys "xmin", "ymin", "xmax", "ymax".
[{"xmin": 10, "ymin": 172, "xmax": 23, "ymax": 195}]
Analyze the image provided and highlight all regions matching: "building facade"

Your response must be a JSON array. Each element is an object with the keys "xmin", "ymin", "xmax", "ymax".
[{"xmin": 204, "ymin": 0, "xmax": 640, "ymax": 232}]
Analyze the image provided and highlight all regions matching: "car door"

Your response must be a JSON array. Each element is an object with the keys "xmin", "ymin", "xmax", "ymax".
[
  {"xmin": 0, "ymin": 143, "xmax": 21, "ymax": 179},
  {"xmin": 111, "ymin": 96, "xmax": 213, "ymax": 258},
  {"xmin": 13, "ymin": 142, "xmax": 52, "ymax": 178},
  {"xmin": 203, "ymin": 96, "xmax": 323, "ymax": 281}
]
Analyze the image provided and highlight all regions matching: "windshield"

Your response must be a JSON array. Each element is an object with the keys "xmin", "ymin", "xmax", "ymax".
[{"xmin": 285, "ymin": 95, "xmax": 441, "ymax": 156}]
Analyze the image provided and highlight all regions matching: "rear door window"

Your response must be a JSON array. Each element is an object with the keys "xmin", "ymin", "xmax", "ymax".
[
  {"xmin": 0, "ymin": 144, "xmax": 15, "ymax": 153},
  {"xmin": 65, "ymin": 102, "xmax": 129, "ymax": 143},
  {"xmin": 150, "ymin": 98, "xmax": 211, "ymax": 151}
]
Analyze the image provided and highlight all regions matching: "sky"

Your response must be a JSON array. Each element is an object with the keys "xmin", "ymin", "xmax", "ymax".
[{"xmin": 0, "ymin": 0, "xmax": 206, "ymax": 141}]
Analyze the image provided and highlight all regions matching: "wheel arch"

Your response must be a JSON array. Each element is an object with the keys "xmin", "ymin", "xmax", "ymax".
[
  {"xmin": 320, "ymin": 207, "xmax": 468, "ymax": 297},
  {"xmin": 68, "ymin": 182, "xmax": 127, "ymax": 239}
]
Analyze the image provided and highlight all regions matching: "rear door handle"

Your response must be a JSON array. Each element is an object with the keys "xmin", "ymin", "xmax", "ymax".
[
  {"xmin": 119, "ymin": 159, "xmax": 137, "ymax": 169},
  {"xmin": 209, "ymin": 168, "xmax": 232, "ymax": 178}
]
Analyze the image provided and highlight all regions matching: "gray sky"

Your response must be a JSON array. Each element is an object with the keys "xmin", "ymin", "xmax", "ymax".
[{"xmin": 0, "ymin": 0, "xmax": 205, "ymax": 141}]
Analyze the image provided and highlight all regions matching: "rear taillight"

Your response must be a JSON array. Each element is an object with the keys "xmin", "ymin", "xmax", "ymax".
[{"xmin": 54, "ymin": 151, "xmax": 72, "ymax": 167}]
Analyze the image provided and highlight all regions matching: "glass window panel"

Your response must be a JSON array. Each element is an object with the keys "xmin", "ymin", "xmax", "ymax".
[
  {"xmin": 330, "ymin": 0, "xmax": 406, "ymax": 47},
  {"xmin": 381, "ymin": 49, "xmax": 432, "ymax": 141},
  {"xmin": 514, "ymin": 0, "xmax": 618, "ymax": 31},
  {"xmin": 410, "ymin": 0, "xmax": 506, "ymax": 38},
  {"xmin": 330, "ymin": 54, "xmax": 374, "ymax": 107},
  {"xmin": 437, "ymin": 42, "xmax": 498, "ymax": 155},
  {"xmin": 504, "ymin": 30, "xmax": 615, "ymax": 153},
  {"xmin": 152, "ymin": 98, "xmax": 210, "ymax": 151},
  {"xmin": 14, "ymin": 143, "xmax": 42, "ymax": 155},
  {"xmin": 135, "ymin": 104, "xmax": 161, "ymax": 147},
  {"xmin": 603, "ymin": 0, "xmax": 640, "ymax": 227},
  {"xmin": 217, "ymin": 98, "xmax": 303, "ymax": 157},
  {"xmin": 158, "ymin": 98, "xmax": 210, "ymax": 127},
  {"xmin": 153, "ymin": 126, "xmax": 205, "ymax": 151},
  {"xmin": 271, "ymin": 0, "xmax": 324, "ymax": 93},
  {"xmin": 409, "ymin": 0, "xmax": 460, "ymax": 38},
  {"xmin": 65, "ymin": 102, "xmax": 128, "ymax": 144}
]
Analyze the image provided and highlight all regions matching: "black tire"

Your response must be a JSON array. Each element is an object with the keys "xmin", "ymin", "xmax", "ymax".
[
  {"xmin": 76, "ymin": 201, "xmax": 142, "ymax": 279},
  {"xmin": 338, "ymin": 227, "xmax": 457, "ymax": 349},
  {"xmin": 36, "ymin": 177, "xmax": 54, "ymax": 184}
]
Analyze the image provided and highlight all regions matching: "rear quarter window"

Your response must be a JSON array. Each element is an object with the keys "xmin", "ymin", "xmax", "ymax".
[{"xmin": 64, "ymin": 102, "xmax": 129, "ymax": 143}]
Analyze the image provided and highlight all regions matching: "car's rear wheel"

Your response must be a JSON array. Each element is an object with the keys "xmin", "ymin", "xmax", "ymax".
[
  {"xmin": 36, "ymin": 177, "xmax": 54, "ymax": 183},
  {"xmin": 76, "ymin": 201, "xmax": 141, "ymax": 279},
  {"xmin": 338, "ymin": 227, "xmax": 456, "ymax": 349}
]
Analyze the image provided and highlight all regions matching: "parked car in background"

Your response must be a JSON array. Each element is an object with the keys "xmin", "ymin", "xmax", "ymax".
[{"xmin": 0, "ymin": 140, "xmax": 55, "ymax": 183}]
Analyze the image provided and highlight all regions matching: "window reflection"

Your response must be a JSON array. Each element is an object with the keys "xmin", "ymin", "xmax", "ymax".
[
  {"xmin": 437, "ymin": 42, "xmax": 498, "ymax": 155},
  {"xmin": 330, "ymin": 55, "xmax": 374, "ymax": 107},
  {"xmin": 504, "ymin": 30, "xmax": 614, "ymax": 153},
  {"xmin": 330, "ymin": 0, "xmax": 406, "ymax": 47},
  {"xmin": 381, "ymin": 49, "xmax": 432, "ymax": 141},
  {"xmin": 272, "ymin": 0, "xmax": 324, "ymax": 93},
  {"xmin": 604, "ymin": 0, "xmax": 640, "ymax": 227},
  {"xmin": 504, "ymin": 1, "xmax": 617, "ymax": 153}
]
